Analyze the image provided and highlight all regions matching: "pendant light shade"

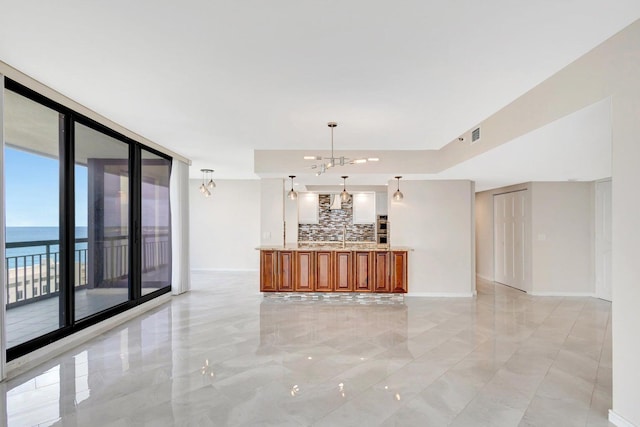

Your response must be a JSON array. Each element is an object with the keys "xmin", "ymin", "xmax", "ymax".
[
  {"xmin": 288, "ymin": 175, "xmax": 298, "ymax": 200},
  {"xmin": 393, "ymin": 176, "xmax": 404, "ymax": 201},
  {"xmin": 340, "ymin": 176, "xmax": 350, "ymax": 202},
  {"xmin": 199, "ymin": 169, "xmax": 214, "ymax": 198}
]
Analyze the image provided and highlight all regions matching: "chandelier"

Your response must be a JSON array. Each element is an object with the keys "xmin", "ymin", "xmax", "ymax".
[{"xmin": 305, "ymin": 122, "xmax": 379, "ymax": 176}]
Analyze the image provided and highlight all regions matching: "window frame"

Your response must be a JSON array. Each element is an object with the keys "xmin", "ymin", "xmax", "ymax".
[{"xmin": 4, "ymin": 78, "xmax": 172, "ymax": 361}]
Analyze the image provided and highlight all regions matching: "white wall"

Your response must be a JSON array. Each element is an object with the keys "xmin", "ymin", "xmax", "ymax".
[
  {"xmin": 189, "ymin": 179, "xmax": 260, "ymax": 270},
  {"xmin": 476, "ymin": 182, "xmax": 594, "ymax": 296},
  {"xmin": 260, "ymin": 178, "xmax": 284, "ymax": 246},
  {"xmin": 611, "ymin": 89, "xmax": 640, "ymax": 427},
  {"xmin": 530, "ymin": 182, "xmax": 594, "ymax": 295},
  {"xmin": 390, "ymin": 180, "xmax": 475, "ymax": 296},
  {"xmin": 284, "ymin": 192, "xmax": 298, "ymax": 245}
]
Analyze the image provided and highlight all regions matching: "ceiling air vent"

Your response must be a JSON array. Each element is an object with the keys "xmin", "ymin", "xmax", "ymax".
[{"xmin": 471, "ymin": 127, "xmax": 480, "ymax": 143}]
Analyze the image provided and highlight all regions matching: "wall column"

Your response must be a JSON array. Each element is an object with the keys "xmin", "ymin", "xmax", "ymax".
[
  {"xmin": 610, "ymin": 89, "xmax": 640, "ymax": 426},
  {"xmin": 170, "ymin": 159, "xmax": 190, "ymax": 295}
]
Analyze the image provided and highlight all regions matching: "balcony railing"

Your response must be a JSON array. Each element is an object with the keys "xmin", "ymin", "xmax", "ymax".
[{"xmin": 5, "ymin": 234, "xmax": 169, "ymax": 308}]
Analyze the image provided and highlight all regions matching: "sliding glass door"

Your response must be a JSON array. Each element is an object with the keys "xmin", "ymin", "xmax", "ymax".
[
  {"xmin": 74, "ymin": 122, "xmax": 131, "ymax": 320},
  {"xmin": 3, "ymin": 89, "xmax": 64, "ymax": 347},
  {"xmin": 4, "ymin": 78, "xmax": 172, "ymax": 361}
]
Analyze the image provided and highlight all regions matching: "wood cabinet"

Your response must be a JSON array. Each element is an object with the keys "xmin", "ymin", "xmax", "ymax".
[
  {"xmin": 315, "ymin": 251, "xmax": 333, "ymax": 291},
  {"xmin": 373, "ymin": 252, "xmax": 391, "ymax": 293},
  {"xmin": 298, "ymin": 192, "xmax": 319, "ymax": 224},
  {"xmin": 390, "ymin": 251, "xmax": 408, "ymax": 293},
  {"xmin": 354, "ymin": 251, "xmax": 373, "ymax": 292},
  {"xmin": 294, "ymin": 251, "xmax": 315, "ymax": 292},
  {"xmin": 259, "ymin": 249, "xmax": 407, "ymax": 293},
  {"xmin": 352, "ymin": 192, "xmax": 376, "ymax": 224},
  {"xmin": 260, "ymin": 250, "xmax": 277, "ymax": 291},
  {"xmin": 278, "ymin": 251, "xmax": 294, "ymax": 291},
  {"xmin": 333, "ymin": 251, "xmax": 353, "ymax": 292}
]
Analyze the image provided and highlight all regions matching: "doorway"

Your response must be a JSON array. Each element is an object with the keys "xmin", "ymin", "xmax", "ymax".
[{"xmin": 494, "ymin": 190, "xmax": 528, "ymax": 292}]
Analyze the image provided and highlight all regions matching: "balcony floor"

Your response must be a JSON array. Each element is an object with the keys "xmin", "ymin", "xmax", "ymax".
[{"xmin": 5, "ymin": 288, "xmax": 129, "ymax": 348}]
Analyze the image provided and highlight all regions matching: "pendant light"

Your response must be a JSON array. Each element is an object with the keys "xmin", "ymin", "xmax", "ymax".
[
  {"xmin": 287, "ymin": 175, "xmax": 298, "ymax": 200},
  {"xmin": 393, "ymin": 176, "xmax": 404, "ymax": 201},
  {"xmin": 340, "ymin": 176, "xmax": 350, "ymax": 202},
  {"xmin": 199, "ymin": 169, "xmax": 214, "ymax": 197}
]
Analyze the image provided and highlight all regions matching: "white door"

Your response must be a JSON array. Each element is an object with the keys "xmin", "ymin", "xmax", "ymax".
[
  {"xmin": 595, "ymin": 180, "xmax": 612, "ymax": 301},
  {"xmin": 494, "ymin": 190, "xmax": 527, "ymax": 291}
]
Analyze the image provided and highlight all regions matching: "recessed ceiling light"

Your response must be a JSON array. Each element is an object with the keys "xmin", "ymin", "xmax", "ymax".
[
  {"xmin": 353, "ymin": 159, "xmax": 367, "ymax": 164},
  {"xmin": 304, "ymin": 155, "xmax": 321, "ymax": 160},
  {"xmin": 367, "ymin": 157, "xmax": 379, "ymax": 162}
]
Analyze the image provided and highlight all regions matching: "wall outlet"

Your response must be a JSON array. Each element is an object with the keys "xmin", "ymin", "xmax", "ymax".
[{"xmin": 537, "ymin": 233, "xmax": 546, "ymax": 241}]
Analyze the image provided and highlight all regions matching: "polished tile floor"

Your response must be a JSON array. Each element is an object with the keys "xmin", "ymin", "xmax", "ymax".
[{"xmin": 1, "ymin": 272, "xmax": 612, "ymax": 426}]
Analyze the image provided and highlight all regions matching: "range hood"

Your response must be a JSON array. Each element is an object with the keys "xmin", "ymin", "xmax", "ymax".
[{"xmin": 329, "ymin": 194, "xmax": 342, "ymax": 210}]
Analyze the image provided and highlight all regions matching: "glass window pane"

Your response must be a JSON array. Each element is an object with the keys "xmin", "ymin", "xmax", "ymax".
[
  {"xmin": 141, "ymin": 150, "xmax": 171, "ymax": 295},
  {"xmin": 74, "ymin": 123, "xmax": 130, "ymax": 319},
  {"xmin": 4, "ymin": 89, "xmax": 63, "ymax": 347}
]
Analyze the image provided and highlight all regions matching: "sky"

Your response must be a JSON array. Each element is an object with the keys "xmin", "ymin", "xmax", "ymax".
[
  {"xmin": 5, "ymin": 147, "xmax": 88, "ymax": 227},
  {"xmin": 5, "ymin": 147, "xmax": 170, "ymax": 229}
]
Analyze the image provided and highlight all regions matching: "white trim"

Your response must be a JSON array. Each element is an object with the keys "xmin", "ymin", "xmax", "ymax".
[
  {"xmin": 407, "ymin": 292, "xmax": 476, "ymax": 298},
  {"xmin": 0, "ymin": 72, "xmax": 6, "ymax": 382},
  {"xmin": 528, "ymin": 291, "xmax": 596, "ymax": 297},
  {"xmin": 191, "ymin": 268, "xmax": 259, "ymax": 272},
  {"xmin": 609, "ymin": 410, "xmax": 637, "ymax": 427},
  {"xmin": 5, "ymin": 293, "xmax": 171, "ymax": 380}
]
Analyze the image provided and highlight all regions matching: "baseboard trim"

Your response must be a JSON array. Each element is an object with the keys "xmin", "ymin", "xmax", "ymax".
[
  {"xmin": 408, "ymin": 292, "xmax": 476, "ymax": 298},
  {"xmin": 609, "ymin": 409, "xmax": 637, "ymax": 427},
  {"xmin": 191, "ymin": 268, "xmax": 259, "ymax": 272},
  {"xmin": 476, "ymin": 274, "xmax": 494, "ymax": 282},
  {"xmin": 5, "ymin": 293, "xmax": 172, "ymax": 381},
  {"xmin": 529, "ymin": 291, "xmax": 596, "ymax": 297}
]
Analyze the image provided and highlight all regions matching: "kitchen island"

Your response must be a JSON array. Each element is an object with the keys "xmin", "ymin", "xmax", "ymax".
[{"xmin": 258, "ymin": 244, "xmax": 409, "ymax": 293}]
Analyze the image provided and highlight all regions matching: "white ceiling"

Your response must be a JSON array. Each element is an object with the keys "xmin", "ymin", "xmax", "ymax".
[{"xmin": 1, "ymin": 1, "xmax": 637, "ymax": 187}]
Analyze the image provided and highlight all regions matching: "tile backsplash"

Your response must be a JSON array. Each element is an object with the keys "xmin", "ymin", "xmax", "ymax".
[{"xmin": 298, "ymin": 194, "xmax": 375, "ymax": 242}]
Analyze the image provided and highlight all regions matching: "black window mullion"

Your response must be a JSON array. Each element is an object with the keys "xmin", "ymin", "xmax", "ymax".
[
  {"xmin": 130, "ymin": 144, "xmax": 142, "ymax": 302},
  {"xmin": 59, "ymin": 113, "xmax": 75, "ymax": 327}
]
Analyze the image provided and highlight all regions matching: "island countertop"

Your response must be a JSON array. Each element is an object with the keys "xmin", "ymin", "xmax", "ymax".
[{"xmin": 256, "ymin": 243, "xmax": 412, "ymax": 252}]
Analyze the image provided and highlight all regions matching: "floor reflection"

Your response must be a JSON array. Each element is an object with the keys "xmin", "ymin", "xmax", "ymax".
[
  {"xmin": 1, "ymin": 271, "xmax": 613, "ymax": 426},
  {"xmin": 258, "ymin": 295, "xmax": 410, "ymax": 358},
  {"xmin": 3, "ymin": 305, "xmax": 173, "ymax": 427}
]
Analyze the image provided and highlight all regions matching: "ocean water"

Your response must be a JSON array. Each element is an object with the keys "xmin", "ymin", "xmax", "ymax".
[{"xmin": 5, "ymin": 226, "xmax": 88, "ymax": 267}]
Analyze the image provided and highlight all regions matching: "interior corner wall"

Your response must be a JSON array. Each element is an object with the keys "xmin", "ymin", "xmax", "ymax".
[
  {"xmin": 611, "ymin": 89, "xmax": 640, "ymax": 427},
  {"xmin": 530, "ymin": 182, "xmax": 594, "ymax": 295},
  {"xmin": 260, "ymin": 178, "xmax": 284, "ymax": 246},
  {"xmin": 389, "ymin": 180, "xmax": 475, "ymax": 296},
  {"xmin": 189, "ymin": 179, "xmax": 260, "ymax": 270}
]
